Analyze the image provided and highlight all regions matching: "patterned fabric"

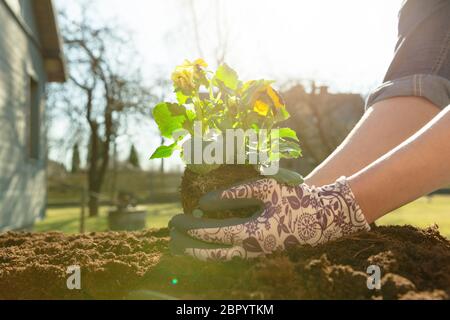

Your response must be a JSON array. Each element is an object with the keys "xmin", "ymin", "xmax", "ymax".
[{"xmin": 175, "ymin": 177, "xmax": 370, "ymax": 261}]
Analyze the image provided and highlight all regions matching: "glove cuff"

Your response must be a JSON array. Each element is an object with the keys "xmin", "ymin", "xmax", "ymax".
[
  {"xmin": 336, "ymin": 176, "xmax": 371, "ymax": 230},
  {"xmin": 314, "ymin": 176, "xmax": 371, "ymax": 245}
]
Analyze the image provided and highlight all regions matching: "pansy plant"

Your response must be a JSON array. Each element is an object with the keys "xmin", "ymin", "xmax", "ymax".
[{"xmin": 150, "ymin": 59, "xmax": 302, "ymax": 174}]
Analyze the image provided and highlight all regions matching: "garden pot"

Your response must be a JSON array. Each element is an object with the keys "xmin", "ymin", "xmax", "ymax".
[{"xmin": 108, "ymin": 207, "xmax": 147, "ymax": 231}]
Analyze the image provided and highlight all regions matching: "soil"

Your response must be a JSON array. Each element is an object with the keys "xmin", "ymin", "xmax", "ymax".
[
  {"xmin": 180, "ymin": 164, "xmax": 261, "ymax": 219},
  {"xmin": 0, "ymin": 225, "xmax": 449, "ymax": 300}
]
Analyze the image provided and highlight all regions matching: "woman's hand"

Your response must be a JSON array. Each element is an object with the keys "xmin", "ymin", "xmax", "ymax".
[{"xmin": 169, "ymin": 177, "xmax": 370, "ymax": 261}]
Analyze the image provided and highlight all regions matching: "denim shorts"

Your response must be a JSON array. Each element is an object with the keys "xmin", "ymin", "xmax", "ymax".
[{"xmin": 366, "ymin": 0, "xmax": 450, "ymax": 110}]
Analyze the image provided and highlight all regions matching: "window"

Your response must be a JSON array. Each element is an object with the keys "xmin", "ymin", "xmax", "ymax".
[{"xmin": 28, "ymin": 77, "xmax": 40, "ymax": 160}]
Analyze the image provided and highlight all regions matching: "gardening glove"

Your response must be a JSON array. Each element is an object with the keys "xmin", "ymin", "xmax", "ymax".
[
  {"xmin": 169, "ymin": 177, "xmax": 370, "ymax": 261},
  {"xmin": 187, "ymin": 167, "xmax": 303, "ymax": 218}
]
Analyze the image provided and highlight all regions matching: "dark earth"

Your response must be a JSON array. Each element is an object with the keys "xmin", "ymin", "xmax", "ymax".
[{"xmin": 0, "ymin": 225, "xmax": 449, "ymax": 300}]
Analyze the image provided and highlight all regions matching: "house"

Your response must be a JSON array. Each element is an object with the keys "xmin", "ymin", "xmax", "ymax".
[
  {"xmin": 281, "ymin": 83, "xmax": 365, "ymax": 176},
  {"xmin": 0, "ymin": 0, "xmax": 66, "ymax": 231}
]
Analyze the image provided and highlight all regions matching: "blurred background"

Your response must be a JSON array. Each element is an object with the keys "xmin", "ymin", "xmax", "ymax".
[{"xmin": 1, "ymin": 0, "xmax": 449, "ymax": 237}]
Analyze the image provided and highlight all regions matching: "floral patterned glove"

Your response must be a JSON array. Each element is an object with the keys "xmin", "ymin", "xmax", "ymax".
[{"xmin": 169, "ymin": 177, "xmax": 370, "ymax": 261}]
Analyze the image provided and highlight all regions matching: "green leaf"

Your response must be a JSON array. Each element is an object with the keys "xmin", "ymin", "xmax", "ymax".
[
  {"xmin": 150, "ymin": 142, "xmax": 178, "ymax": 159},
  {"xmin": 181, "ymin": 109, "xmax": 196, "ymax": 133},
  {"xmin": 273, "ymin": 107, "xmax": 290, "ymax": 123},
  {"xmin": 168, "ymin": 103, "xmax": 188, "ymax": 116},
  {"xmin": 153, "ymin": 102, "xmax": 186, "ymax": 139},
  {"xmin": 213, "ymin": 63, "xmax": 239, "ymax": 91},
  {"xmin": 274, "ymin": 128, "xmax": 299, "ymax": 141},
  {"xmin": 277, "ymin": 140, "xmax": 302, "ymax": 159},
  {"xmin": 176, "ymin": 90, "xmax": 189, "ymax": 104},
  {"xmin": 270, "ymin": 168, "xmax": 304, "ymax": 186}
]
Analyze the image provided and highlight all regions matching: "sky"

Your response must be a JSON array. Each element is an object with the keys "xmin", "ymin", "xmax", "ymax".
[{"xmin": 52, "ymin": 0, "xmax": 403, "ymax": 171}]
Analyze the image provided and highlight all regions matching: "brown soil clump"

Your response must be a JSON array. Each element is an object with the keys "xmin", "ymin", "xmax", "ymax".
[
  {"xmin": 180, "ymin": 164, "xmax": 261, "ymax": 219},
  {"xmin": 0, "ymin": 225, "xmax": 449, "ymax": 300}
]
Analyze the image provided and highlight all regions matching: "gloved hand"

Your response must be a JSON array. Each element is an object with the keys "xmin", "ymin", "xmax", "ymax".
[{"xmin": 169, "ymin": 177, "xmax": 370, "ymax": 261}]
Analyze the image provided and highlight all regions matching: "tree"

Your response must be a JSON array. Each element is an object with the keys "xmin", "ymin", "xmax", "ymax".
[
  {"xmin": 128, "ymin": 144, "xmax": 140, "ymax": 169},
  {"xmin": 49, "ymin": 8, "xmax": 153, "ymax": 216},
  {"xmin": 71, "ymin": 143, "xmax": 81, "ymax": 173},
  {"xmin": 187, "ymin": 0, "xmax": 230, "ymax": 65}
]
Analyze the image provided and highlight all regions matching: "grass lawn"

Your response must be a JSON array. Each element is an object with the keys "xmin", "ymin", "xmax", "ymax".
[
  {"xmin": 34, "ymin": 203, "xmax": 182, "ymax": 234},
  {"xmin": 377, "ymin": 195, "xmax": 450, "ymax": 238},
  {"xmin": 35, "ymin": 196, "xmax": 450, "ymax": 238}
]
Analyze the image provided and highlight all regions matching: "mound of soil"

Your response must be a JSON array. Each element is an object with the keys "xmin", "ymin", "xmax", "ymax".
[
  {"xmin": 181, "ymin": 164, "xmax": 260, "ymax": 219},
  {"xmin": 0, "ymin": 225, "xmax": 449, "ymax": 300}
]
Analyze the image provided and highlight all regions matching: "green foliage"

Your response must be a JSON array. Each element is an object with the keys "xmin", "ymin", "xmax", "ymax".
[
  {"xmin": 36, "ymin": 204, "xmax": 181, "ymax": 234},
  {"xmin": 271, "ymin": 168, "xmax": 304, "ymax": 186},
  {"xmin": 153, "ymin": 103, "xmax": 187, "ymax": 139},
  {"xmin": 213, "ymin": 63, "xmax": 239, "ymax": 90},
  {"xmin": 277, "ymin": 128, "xmax": 299, "ymax": 141},
  {"xmin": 150, "ymin": 142, "xmax": 178, "ymax": 159}
]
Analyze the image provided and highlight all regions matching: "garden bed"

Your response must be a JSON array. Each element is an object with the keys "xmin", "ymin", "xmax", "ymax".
[{"xmin": 0, "ymin": 225, "xmax": 449, "ymax": 300}]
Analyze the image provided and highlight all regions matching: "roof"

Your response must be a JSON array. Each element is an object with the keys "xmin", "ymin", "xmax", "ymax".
[{"xmin": 32, "ymin": 0, "xmax": 66, "ymax": 82}]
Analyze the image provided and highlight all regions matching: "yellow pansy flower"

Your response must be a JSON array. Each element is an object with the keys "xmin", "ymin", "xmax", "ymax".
[
  {"xmin": 171, "ymin": 59, "xmax": 208, "ymax": 94},
  {"xmin": 250, "ymin": 84, "xmax": 285, "ymax": 114},
  {"xmin": 171, "ymin": 65, "xmax": 195, "ymax": 94},
  {"xmin": 253, "ymin": 100, "xmax": 269, "ymax": 116}
]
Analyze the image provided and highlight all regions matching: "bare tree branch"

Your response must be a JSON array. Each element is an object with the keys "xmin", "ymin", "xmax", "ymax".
[{"xmin": 48, "ymin": 9, "xmax": 156, "ymax": 216}]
